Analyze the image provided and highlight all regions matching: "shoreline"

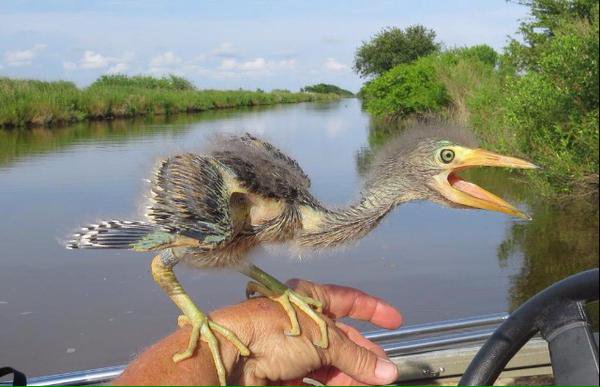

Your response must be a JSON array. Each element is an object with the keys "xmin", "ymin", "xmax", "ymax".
[
  {"xmin": 1, "ymin": 95, "xmax": 344, "ymax": 130},
  {"xmin": 0, "ymin": 77, "xmax": 343, "ymax": 129}
]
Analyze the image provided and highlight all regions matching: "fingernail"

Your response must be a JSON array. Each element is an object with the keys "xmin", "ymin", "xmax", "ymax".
[{"xmin": 375, "ymin": 357, "xmax": 397, "ymax": 381}]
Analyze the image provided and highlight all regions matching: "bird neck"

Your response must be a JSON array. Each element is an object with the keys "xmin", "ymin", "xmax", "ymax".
[{"xmin": 298, "ymin": 179, "xmax": 409, "ymax": 249}]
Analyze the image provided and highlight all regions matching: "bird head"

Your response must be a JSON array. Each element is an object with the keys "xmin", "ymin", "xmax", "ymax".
[{"xmin": 367, "ymin": 125, "xmax": 537, "ymax": 219}]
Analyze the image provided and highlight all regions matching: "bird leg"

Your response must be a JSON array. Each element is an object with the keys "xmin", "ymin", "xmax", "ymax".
[
  {"xmin": 151, "ymin": 251, "xmax": 250, "ymax": 386},
  {"xmin": 240, "ymin": 264, "xmax": 328, "ymax": 348}
]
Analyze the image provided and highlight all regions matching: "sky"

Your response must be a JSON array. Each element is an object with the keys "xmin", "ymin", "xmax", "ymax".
[{"xmin": 0, "ymin": 0, "xmax": 530, "ymax": 92}]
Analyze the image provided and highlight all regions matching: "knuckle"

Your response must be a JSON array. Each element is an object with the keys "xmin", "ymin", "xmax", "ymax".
[{"xmin": 354, "ymin": 347, "xmax": 374, "ymax": 371}]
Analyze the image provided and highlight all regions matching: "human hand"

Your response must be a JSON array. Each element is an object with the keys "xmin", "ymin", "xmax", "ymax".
[
  {"xmin": 220, "ymin": 279, "xmax": 402, "ymax": 385},
  {"xmin": 114, "ymin": 280, "xmax": 402, "ymax": 386}
]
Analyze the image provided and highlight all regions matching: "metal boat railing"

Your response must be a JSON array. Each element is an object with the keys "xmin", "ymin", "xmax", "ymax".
[{"xmin": 2, "ymin": 312, "xmax": 552, "ymax": 386}]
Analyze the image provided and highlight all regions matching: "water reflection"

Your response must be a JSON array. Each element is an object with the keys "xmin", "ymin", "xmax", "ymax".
[
  {"xmin": 0, "ymin": 107, "xmax": 275, "ymax": 169},
  {"xmin": 359, "ymin": 117, "xmax": 599, "ymax": 322}
]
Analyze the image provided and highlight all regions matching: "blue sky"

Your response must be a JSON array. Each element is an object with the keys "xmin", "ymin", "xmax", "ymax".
[{"xmin": 0, "ymin": 1, "xmax": 529, "ymax": 91}]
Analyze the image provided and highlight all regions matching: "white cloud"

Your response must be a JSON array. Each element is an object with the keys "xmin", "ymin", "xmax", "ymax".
[
  {"xmin": 80, "ymin": 50, "xmax": 109, "ymax": 69},
  {"xmin": 323, "ymin": 57, "xmax": 349, "ymax": 72},
  {"xmin": 218, "ymin": 58, "xmax": 296, "ymax": 73},
  {"xmin": 226, "ymin": 58, "xmax": 267, "ymax": 71},
  {"xmin": 149, "ymin": 51, "xmax": 182, "ymax": 67},
  {"xmin": 63, "ymin": 50, "xmax": 134, "ymax": 71},
  {"xmin": 238, "ymin": 58, "xmax": 267, "ymax": 71},
  {"xmin": 106, "ymin": 62, "xmax": 129, "ymax": 74},
  {"xmin": 148, "ymin": 64, "xmax": 208, "ymax": 77},
  {"xmin": 3, "ymin": 44, "xmax": 47, "ymax": 66}
]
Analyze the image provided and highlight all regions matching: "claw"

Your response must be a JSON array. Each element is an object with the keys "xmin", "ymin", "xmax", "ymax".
[
  {"xmin": 172, "ymin": 313, "xmax": 204, "ymax": 364},
  {"xmin": 245, "ymin": 284, "xmax": 258, "ymax": 299},
  {"xmin": 287, "ymin": 290, "xmax": 329, "ymax": 348},
  {"xmin": 296, "ymin": 293, "xmax": 323, "ymax": 313},
  {"xmin": 247, "ymin": 282, "xmax": 329, "ymax": 349},
  {"xmin": 173, "ymin": 313, "xmax": 250, "ymax": 386}
]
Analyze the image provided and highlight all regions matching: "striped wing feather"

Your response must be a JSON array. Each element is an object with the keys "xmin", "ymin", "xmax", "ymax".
[{"xmin": 146, "ymin": 153, "xmax": 233, "ymax": 244}]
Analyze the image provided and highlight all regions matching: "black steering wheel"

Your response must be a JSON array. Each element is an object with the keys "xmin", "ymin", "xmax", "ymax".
[{"xmin": 459, "ymin": 268, "xmax": 599, "ymax": 386}]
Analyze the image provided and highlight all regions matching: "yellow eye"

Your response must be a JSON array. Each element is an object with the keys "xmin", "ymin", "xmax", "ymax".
[{"xmin": 440, "ymin": 149, "xmax": 455, "ymax": 163}]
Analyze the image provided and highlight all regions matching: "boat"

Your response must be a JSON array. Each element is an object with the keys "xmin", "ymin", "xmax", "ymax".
[{"xmin": 0, "ymin": 313, "xmax": 555, "ymax": 386}]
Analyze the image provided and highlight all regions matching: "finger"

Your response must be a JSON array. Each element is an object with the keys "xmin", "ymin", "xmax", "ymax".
[
  {"xmin": 327, "ymin": 326, "xmax": 398, "ymax": 385},
  {"xmin": 309, "ymin": 324, "xmax": 387, "ymax": 386},
  {"xmin": 336, "ymin": 322, "xmax": 386, "ymax": 358},
  {"xmin": 287, "ymin": 279, "xmax": 403, "ymax": 329},
  {"xmin": 311, "ymin": 366, "xmax": 369, "ymax": 386}
]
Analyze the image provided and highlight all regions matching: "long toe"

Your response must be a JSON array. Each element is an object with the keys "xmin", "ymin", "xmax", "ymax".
[
  {"xmin": 296, "ymin": 292, "xmax": 323, "ymax": 313},
  {"xmin": 172, "ymin": 315, "xmax": 250, "ymax": 386},
  {"xmin": 208, "ymin": 320, "xmax": 251, "ymax": 357},
  {"xmin": 288, "ymin": 290, "xmax": 329, "ymax": 348}
]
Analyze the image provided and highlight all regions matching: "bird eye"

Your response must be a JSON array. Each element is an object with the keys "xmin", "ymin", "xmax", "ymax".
[{"xmin": 440, "ymin": 149, "xmax": 455, "ymax": 163}]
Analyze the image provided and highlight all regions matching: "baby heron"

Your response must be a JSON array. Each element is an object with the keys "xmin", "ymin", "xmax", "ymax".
[{"xmin": 68, "ymin": 127, "xmax": 536, "ymax": 385}]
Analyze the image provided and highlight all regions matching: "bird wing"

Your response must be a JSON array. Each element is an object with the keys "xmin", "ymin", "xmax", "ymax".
[
  {"xmin": 211, "ymin": 133, "xmax": 315, "ymax": 204},
  {"xmin": 146, "ymin": 153, "xmax": 233, "ymax": 244}
]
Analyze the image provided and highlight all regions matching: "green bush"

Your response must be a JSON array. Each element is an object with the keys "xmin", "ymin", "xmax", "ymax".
[
  {"xmin": 360, "ymin": 56, "xmax": 447, "ymax": 118},
  {"xmin": 360, "ymin": 45, "xmax": 498, "ymax": 120},
  {"xmin": 447, "ymin": 45, "xmax": 499, "ymax": 67},
  {"xmin": 499, "ymin": 17, "xmax": 599, "ymax": 188},
  {"xmin": 301, "ymin": 83, "xmax": 354, "ymax": 96}
]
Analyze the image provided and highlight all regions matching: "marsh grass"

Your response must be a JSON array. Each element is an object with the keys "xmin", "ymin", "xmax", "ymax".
[{"xmin": 0, "ymin": 75, "xmax": 339, "ymax": 128}]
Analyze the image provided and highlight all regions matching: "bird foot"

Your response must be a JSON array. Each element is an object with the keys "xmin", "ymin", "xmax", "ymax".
[
  {"xmin": 245, "ymin": 281, "xmax": 328, "ymax": 348},
  {"xmin": 175, "ymin": 313, "xmax": 250, "ymax": 386},
  {"xmin": 246, "ymin": 281, "xmax": 323, "ymax": 312}
]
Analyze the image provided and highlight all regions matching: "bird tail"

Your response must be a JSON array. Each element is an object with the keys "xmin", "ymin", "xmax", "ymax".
[{"xmin": 66, "ymin": 220, "xmax": 158, "ymax": 250}]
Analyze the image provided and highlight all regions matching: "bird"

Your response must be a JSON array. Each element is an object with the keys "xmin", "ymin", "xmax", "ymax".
[{"xmin": 67, "ymin": 124, "xmax": 537, "ymax": 385}]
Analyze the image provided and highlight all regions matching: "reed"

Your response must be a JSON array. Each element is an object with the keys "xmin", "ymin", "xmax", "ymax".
[{"xmin": 0, "ymin": 75, "xmax": 340, "ymax": 128}]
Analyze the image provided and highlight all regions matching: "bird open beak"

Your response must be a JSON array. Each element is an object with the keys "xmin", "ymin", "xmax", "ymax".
[{"xmin": 431, "ymin": 148, "xmax": 538, "ymax": 220}]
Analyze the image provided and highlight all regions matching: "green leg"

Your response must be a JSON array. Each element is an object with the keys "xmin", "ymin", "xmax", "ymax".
[
  {"xmin": 239, "ymin": 264, "xmax": 328, "ymax": 348},
  {"xmin": 151, "ymin": 253, "xmax": 250, "ymax": 386}
]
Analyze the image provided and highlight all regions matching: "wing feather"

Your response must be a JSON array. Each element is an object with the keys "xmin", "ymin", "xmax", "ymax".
[
  {"xmin": 146, "ymin": 153, "xmax": 233, "ymax": 244},
  {"xmin": 211, "ymin": 133, "xmax": 316, "ymax": 205}
]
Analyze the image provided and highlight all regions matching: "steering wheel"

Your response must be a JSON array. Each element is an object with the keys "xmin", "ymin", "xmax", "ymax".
[{"xmin": 459, "ymin": 268, "xmax": 599, "ymax": 386}]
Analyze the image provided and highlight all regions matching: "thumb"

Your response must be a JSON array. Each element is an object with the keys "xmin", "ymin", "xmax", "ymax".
[{"xmin": 327, "ymin": 329, "xmax": 398, "ymax": 385}]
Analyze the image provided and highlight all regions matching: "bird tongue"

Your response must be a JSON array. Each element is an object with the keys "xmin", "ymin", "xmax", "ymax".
[{"xmin": 448, "ymin": 172, "xmax": 499, "ymax": 203}]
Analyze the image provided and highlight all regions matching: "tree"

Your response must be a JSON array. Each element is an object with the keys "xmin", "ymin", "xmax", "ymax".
[
  {"xmin": 353, "ymin": 25, "xmax": 440, "ymax": 78},
  {"xmin": 301, "ymin": 83, "xmax": 354, "ymax": 96},
  {"xmin": 506, "ymin": 0, "xmax": 598, "ymax": 71},
  {"xmin": 502, "ymin": 0, "xmax": 599, "ymax": 188}
]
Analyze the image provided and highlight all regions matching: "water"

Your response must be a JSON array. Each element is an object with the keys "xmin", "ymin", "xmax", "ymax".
[{"xmin": 0, "ymin": 99, "xmax": 597, "ymax": 377}]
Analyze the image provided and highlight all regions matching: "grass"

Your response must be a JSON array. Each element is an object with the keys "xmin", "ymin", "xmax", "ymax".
[{"xmin": 0, "ymin": 75, "xmax": 341, "ymax": 128}]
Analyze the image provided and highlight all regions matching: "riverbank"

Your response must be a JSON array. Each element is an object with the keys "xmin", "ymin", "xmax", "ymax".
[
  {"xmin": 360, "ymin": 43, "xmax": 598, "ymax": 196},
  {"xmin": 0, "ymin": 75, "xmax": 342, "ymax": 128}
]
